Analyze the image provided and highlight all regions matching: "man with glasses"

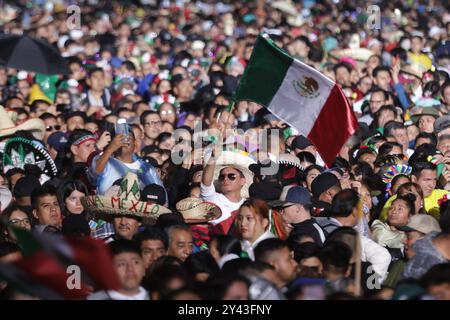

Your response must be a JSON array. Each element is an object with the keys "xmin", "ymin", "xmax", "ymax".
[
  {"xmin": 89, "ymin": 129, "xmax": 164, "ymax": 195},
  {"xmin": 39, "ymin": 113, "xmax": 61, "ymax": 143},
  {"xmin": 201, "ymin": 149, "xmax": 248, "ymax": 234},
  {"xmin": 384, "ymin": 121, "xmax": 414, "ymax": 157},
  {"xmin": 359, "ymin": 89, "xmax": 388, "ymax": 126},
  {"xmin": 270, "ymin": 186, "xmax": 326, "ymax": 246},
  {"xmin": 140, "ymin": 111, "xmax": 162, "ymax": 147}
]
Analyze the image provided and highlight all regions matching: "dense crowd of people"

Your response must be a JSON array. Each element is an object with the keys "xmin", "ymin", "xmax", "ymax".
[{"xmin": 0, "ymin": 0, "xmax": 450, "ymax": 300}]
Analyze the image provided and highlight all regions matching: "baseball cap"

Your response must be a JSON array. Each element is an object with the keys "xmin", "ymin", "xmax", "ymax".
[
  {"xmin": 13, "ymin": 176, "xmax": 41, "ymax": 198},
  {"xmin": 249, "ymin": 181, "xmax": 283, "ymax": 201},
  {"xmin": 434, "ymin": 115, "xmax": 450, "ymax": 134},
  {"xmin": 398, "ymin": 214, "xmax": 441, "ymax": 234},
  {"xmin": 141, "ymin": 184, "xmax": 166, "ymax": 205},
  {"xmin": 269, "ymin": 185, "xmax": 312, "ymax": 208},
  {"xmin": 159, "ymin": 30, "xmax": 172, "ymax": 44},
  {"xmin": 47, "ymin": 131, "xmax": 68, "ymax": 152},
  {"xmin": 311, "ymin": 172, "xmax": 339, "ymax": 199},
  {"xmin": 291, "ymin": 135, "xmax": 313, "ymax": 150},
  {"xmin": 64, "ymin": 111, "xmax": 87, "ymax": 123}
]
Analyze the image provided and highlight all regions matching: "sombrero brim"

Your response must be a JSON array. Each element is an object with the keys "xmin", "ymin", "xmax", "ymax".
[
  {"xmin": 277, "ymin": 153, "xmax": 305, "ymax": 171},
  {"xmin": 176, "ymin": 198, "xmax": 222, "ymax": 223},
  {"xmin": 81, "ymin": 195, "xmax": 172, "ymax": 225},
  {"xmin": 2, "ymin": 137, "xmax": 58, "ymax": 178},
  {"xmin": 332, "ymin": 48, "xmax": 375, "ymax": 61},
  {"xmin": 0, "ymin": 118, "xmax": 46, "ymax": 140},
  {"xmin": 410, "ymin": 110, "xmax": 439, "ymax": 123}
]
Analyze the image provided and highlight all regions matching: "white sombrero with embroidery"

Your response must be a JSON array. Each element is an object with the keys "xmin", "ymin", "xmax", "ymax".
[{"xmin": 81, "ymin": 172, "xmax": 171, "ymax": 225}]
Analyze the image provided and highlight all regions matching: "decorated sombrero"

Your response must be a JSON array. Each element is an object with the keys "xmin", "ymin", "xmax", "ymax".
[
  {"xmin": 276, "ymin": 153, "xmax": 305, "ymax": 186},
  {"xmin": 176, "ymin": 197, "xmax": 222, "ymax": 223},
  {"xmin": 81, "ymin": 172, "xmax": 171, "ymax": 225},
  {"xmin": 277, "ymin": 153, "xmax": 305, "ymax": 171},
  {"xmin": 382, "ymin": 164, "xmax": 412, "ymax": 194},
  {"xmin": 207, "ymin": 150, "xmax": 257, "ymax": 199},
  {"xmin": 2, "ymin": 137, "xmax": 58, "ymax": 183}
]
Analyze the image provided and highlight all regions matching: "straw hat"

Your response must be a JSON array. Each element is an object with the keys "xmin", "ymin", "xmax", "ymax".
[
  {"xmin": 400, "ymin": 63, "xmax": 427, "ymax": 79},
  {"xmin": 81, "ymin": 172, "xmax": 171, "ymax": 225},
  {"xmin": 176, "ymin": 197, "xmax": 222, "ymax": 223},
  {"xmin": 0, "ymin": 106, "xmax": 46, "ymax": 140}
]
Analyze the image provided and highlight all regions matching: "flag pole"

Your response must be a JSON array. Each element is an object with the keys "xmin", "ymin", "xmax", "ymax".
[{"xmin": 354, "ymin": 199, "xmax": 363, "ymax": 297}]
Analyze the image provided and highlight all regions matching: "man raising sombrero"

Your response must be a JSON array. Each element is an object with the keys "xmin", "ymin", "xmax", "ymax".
[{"xmin": 201, "ymin": 145, "xmax": 256, "ymax": 234}]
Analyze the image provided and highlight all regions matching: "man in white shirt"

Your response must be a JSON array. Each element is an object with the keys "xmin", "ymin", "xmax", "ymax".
[
  {"xmin": 87, "ymin": 239, "xmax": 149, "ymax": 300},
  {"xmin": 201, "ymin": 149, "xmax": 254, "ymax": 234}
]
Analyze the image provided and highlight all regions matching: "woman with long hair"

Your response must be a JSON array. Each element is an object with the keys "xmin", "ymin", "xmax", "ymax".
[
  {"xmin": 1, "ymin": 205, "xmax": 32, "ymax": 243},
  {"xmin": 57, "ymin": 180, "xmax": 89, "ymax": 217},
  {"xmin": 236, "ymin": 198, "xmax": 275, "ymax": 260}
]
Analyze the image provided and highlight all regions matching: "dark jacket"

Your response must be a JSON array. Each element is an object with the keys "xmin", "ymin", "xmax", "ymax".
[{"xmin": 291, "ymin": 218, "xmax": 327, "ymax": 246}]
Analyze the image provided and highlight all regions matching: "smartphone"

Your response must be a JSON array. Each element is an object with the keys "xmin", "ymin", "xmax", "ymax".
[{"xmin": 115, "ymin": 118, "xmax": 129, "ymax": 143}]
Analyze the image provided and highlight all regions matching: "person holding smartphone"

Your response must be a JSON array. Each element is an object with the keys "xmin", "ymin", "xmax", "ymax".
[{"xmin": 88, "ymin": 119, "xmax": 164, "ymax": 196}]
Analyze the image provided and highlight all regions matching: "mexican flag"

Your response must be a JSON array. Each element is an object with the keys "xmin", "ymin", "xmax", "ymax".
[
  {"xmin": 0, "ymin": 228, "xmax": 119, "ymax": 299},
  {"xmin": 234, "ymin": 34, "xmax": 359, "ymax": 166}
]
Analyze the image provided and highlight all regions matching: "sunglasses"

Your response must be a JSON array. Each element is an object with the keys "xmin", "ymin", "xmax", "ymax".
[
  {"xmin": 219, "ymin": 173, "xmax": 237, "ymax": 181},
  {"xmin": 46, "ymin": 125, "xmax": 61, "ymax": 132}
]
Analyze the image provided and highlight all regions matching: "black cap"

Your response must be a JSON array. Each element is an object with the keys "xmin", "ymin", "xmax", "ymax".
[
  {"xmin": 13, "ymin": 176, "xmax": 41, "ymax": 198},
  {"xmin": 291, "ymin": 135, "xmax": 312, "ymax": 150},
  {"xmin": 64, "ymin": 111, "xmax": 87, "ymax": 123},
  {"xmin": 141, "ymin": 184, "xmax": 166, "ymax": 205},
  {"xmin": 311, "ymin": 172, "xmax": 339, "ymax": 199},
  {"xmin": 249, "ymin": 181, "xmax": 283, "ymax": 201},
  {"xmin": 159, "ymin": 30, "xmax": 172, "ymax": 44}
]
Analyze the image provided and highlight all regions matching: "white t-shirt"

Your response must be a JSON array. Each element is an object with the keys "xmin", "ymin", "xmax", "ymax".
[
  {"xmin": 123, "ymin": 161, "xmax": 141, "ymax": 170},
  {"xmin": 200, "ymin": 182, "xmax": 245, "ymax": 225},
  {"xmin": 87, "ymin": 286, "xmax": 149, "ymax": 300}
]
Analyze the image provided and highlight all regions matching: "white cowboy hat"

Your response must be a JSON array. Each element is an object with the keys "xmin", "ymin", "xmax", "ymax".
[
  {"xmin": 207, "ymin": 150, "xmax": 257, "ymax": 199},
  {"xmin": 0, "ymin": 105, "xmax": 46, "ymax": 140}
]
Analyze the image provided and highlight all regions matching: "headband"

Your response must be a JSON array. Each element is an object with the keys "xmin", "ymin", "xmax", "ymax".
[{"xmin": 72, "ymin": 135, "xmax": 96, "ymax": 147}]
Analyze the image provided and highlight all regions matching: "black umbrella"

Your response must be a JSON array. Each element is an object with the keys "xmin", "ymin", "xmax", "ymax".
[{"xmin": 0, "ymin": 34, "xmax": 71, "ymax": 75}]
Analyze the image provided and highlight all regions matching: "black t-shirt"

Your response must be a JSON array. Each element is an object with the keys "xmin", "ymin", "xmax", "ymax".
[{"xmin": 291, "ymin": 218, "xmax": 326, "ymax": 246}]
